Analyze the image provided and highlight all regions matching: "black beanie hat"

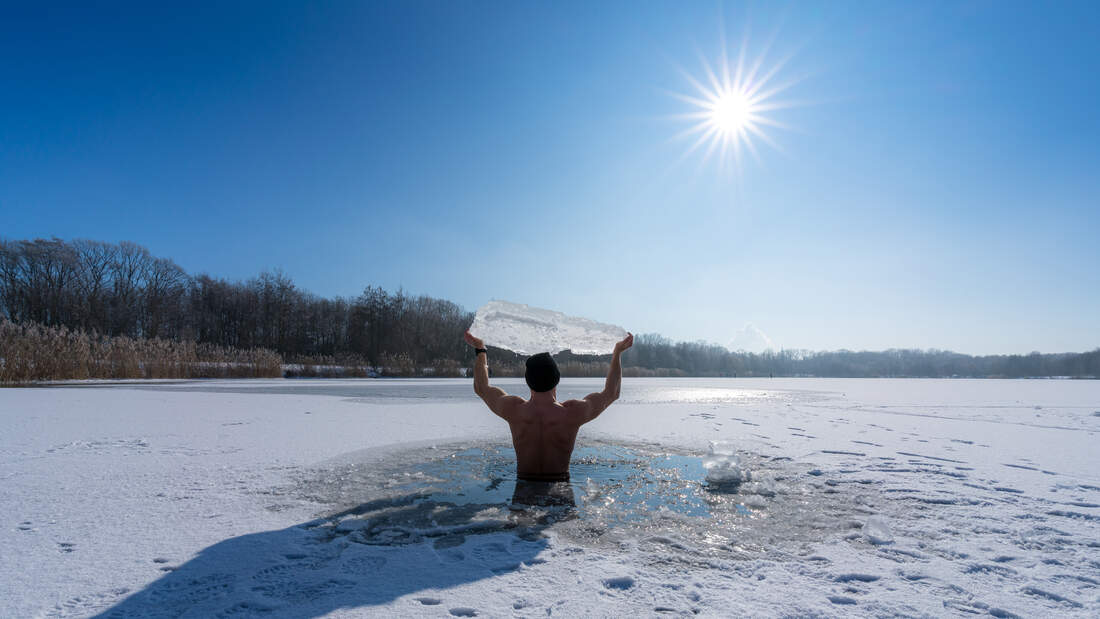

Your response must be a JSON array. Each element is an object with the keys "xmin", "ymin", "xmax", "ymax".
[{"xmin": 525, "ymin": 352, "xmax": 560, "ymax": 392}]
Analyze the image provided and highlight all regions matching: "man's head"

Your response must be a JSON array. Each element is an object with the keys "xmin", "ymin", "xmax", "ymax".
[{"xmin": 525, "ymin": 352, "xmax": 560, "ymax": 393}]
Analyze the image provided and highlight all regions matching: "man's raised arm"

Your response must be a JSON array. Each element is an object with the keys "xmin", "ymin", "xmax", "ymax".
[
  {"xmin": 571, "ymin": 332, "xmax": 633, "ymax": 424},
  {"xmin": 465, "ymin": 330, "xmax": 522, "ymax": 420}
]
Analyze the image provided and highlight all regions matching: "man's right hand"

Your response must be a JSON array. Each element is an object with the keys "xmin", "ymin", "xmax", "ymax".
[{"xmin": 613, "ymin": 332, "xmax": 633, "ymax": 355}]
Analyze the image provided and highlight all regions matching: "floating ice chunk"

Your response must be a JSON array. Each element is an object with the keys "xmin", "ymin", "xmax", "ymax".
[
  {"xmin": 468, "ymin": 300, "xmax": 627, "ymax": 356},
  {"xmin": 703, "ymin": 441, "xmax": 751, "ymax": 485},
  {"xmin": 862, "ymin": 516, "xmax": 894, "ymax": 545}
]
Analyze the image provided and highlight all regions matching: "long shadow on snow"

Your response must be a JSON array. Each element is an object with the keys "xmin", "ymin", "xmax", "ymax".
[{"xmin": 94, "ymin": 491, "xmax": 558, "ymax": 618}]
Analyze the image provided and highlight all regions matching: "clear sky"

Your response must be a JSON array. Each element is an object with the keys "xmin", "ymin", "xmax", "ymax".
[{"xmin": 2, "ymin": 1, "xmax": 1098, "ymax": 354}]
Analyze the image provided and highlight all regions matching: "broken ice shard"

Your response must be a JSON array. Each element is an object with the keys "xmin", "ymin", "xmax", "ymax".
[
  {"xmin": 703, "ymin": 441, "xmax": 751, "ymax": 486},
  {"xmin": 468, "ymin": 300, "xmax": 627, "ymax": 356}
]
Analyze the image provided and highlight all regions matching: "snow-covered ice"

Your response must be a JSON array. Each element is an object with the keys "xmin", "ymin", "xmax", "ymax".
[
  {"xmin": 2, "ymin": 377, "xmax": 1099, "ymax": 617},
  {"xmin": 468, "ymin": 300, "xmax": 627, "ymax": 355}
]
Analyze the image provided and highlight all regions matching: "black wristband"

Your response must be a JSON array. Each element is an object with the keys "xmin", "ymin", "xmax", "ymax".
[{"xmin": 475, "ymin": 348, "xmax": 487, "ymax": 356}]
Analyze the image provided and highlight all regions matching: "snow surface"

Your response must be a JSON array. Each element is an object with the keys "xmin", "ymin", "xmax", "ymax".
[
  {"xmin": 468, "ymin": 300, "xmax": 627, "ymax": 355},
  {"xmin": 2, "ymin": 377, "xmax": 1099, "ymax": 618}
]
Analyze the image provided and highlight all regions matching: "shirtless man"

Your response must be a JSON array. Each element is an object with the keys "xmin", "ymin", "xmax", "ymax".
[{"xmin": 463, "ymin": 330, "xmax": 634, "ymax": 482}]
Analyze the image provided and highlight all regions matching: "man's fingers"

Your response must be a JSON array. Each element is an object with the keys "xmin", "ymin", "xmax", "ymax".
[{"xmin": 464, "ymin": 330, "xmax": 484, "ymax": 348}]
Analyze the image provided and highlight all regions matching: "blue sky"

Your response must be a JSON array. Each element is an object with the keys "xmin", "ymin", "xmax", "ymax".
[{"xmin": 2, "ymin": 1, "xmax": 1097, "ymax": 354}]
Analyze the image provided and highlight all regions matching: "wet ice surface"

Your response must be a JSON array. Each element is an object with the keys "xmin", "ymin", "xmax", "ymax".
[{"xmin": 3, "ymin": 378, "xmax": 1099, "ymax": 618}]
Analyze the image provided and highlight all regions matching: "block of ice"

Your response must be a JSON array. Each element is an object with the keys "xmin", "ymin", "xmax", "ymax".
[
  {"xmin": 468, "ymin": 300, "xmax": 627, "ymax": 356},
  {"xmin": 703, "ymin": 441, "xmax": 751, "ymax": 485}
]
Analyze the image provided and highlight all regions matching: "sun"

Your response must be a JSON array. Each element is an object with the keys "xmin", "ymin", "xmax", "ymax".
[
  {"xmin": 669, "ymin": 31, "xmax": 802, "ymax": 174},
  {"xmin": 710, "ymin": 89, "xmax": 753, "ymax": 135}
]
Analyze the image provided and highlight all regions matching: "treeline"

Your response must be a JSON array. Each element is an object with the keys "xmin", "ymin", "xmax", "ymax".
[
  {"xmin": 1, "ymin": 237, "xmax": 1097, "ymax": 379},
  {"xmin": 0, "ymin": 238, "xmax": 469, "ymax": 369},
  {"xmin": 623, "ymin": 335, "xmax": 1100, "ymax": 378}
]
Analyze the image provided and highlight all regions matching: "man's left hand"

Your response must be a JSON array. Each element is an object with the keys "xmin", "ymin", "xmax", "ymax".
[{"xmin": 464, "ymin": 330, "xmax": 484, "ymax": 349}]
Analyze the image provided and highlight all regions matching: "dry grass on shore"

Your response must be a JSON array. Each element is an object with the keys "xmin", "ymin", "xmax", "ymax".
[{"xmin": 0, "ymin": 319, "xmax": 282, "ymax": 383}]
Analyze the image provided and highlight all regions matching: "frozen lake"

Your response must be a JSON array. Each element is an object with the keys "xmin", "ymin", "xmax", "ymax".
[
  {"xmin": 2, "ymin": 378, "xmax": 1098, "ymax": 617},
  {"xmin": 55, "ymin": 376, "xmax": 798, "ymax": 404}
]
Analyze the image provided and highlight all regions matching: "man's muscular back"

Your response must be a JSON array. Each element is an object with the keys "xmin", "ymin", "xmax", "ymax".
[{"xmin": 508, "ymin": 398, "xmax": 581, "ymax": 478}]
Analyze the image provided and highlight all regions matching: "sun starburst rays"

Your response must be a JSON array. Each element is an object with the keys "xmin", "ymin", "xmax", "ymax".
[{"xmin": 670, "ymin": 33, "xmax": 801, "ymax": 176}]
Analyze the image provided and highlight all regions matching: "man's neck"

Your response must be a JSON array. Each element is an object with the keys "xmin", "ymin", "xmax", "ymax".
[{"xmin": 528, "ymin": 390, "xmax": 557, "ymax": 403}]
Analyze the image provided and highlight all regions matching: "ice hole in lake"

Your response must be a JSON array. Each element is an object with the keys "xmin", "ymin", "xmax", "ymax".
[{"xmin": 295, "ymin": 440, "xmax": 865, "ymax": 557}]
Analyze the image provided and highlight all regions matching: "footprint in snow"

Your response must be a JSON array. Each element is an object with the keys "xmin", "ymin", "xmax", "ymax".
[
  {"xmin": 470, "ymin": 541, "xmax": 511, "ymax": 567},
  {"xmin": 602, "ymin": 576, "xmax": 636, "ymax": 590},
  {"xmin": 147, "ymin": 572, "xmax": 235, "ymax": 606},
  {"xmin": 449, "ymin": 607, "xmax": 478, "ymax": 617},
  {"xmin": 251, "ymin": 578, "xmax": 356, "ymax": 602},
  {"xmin": 251, "ymin": 563, "xmax": 298, "ymax": 583},
  {"xmin": 151, "ymin": 557, "xmax": 177, "ymax": 571},
  {"xmin": 213, "ymin": 600, "xmax": 278, "ymax": 617},
  {"xmin": 833, "ymin": 573, "xmax": 880, "ymax": 583},
  {"xmin": 344, "ymin": 554, "xmax": 387, "ymax": 574},
  {"xmin": 58, "ymin": 542, "xmax": 76, "ymax": 553},
  {"xmin": 827, "ymin": 595, "xmax": 858, "ymax": 605},
  {"xmin": 43, "ymin": 587, "xmax": 131, "ymax": 618},
  {"xmin": 1020, "ymin": 586, "xmax": 1082, "ymax": 608},
  {"xmin": 437, "ymin": 548, "xmax": 466, "ymax": 562}
]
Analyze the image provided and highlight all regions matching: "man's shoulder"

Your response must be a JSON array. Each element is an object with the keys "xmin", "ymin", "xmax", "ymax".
[{"xmin": 558, "ymin": 399, "xmax": 589, "ymax": 413}]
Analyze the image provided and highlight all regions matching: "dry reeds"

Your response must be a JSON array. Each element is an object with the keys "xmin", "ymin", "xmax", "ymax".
[{"xmin": 0, "ymin": 319, "xmax": 283, "ymax": 383}]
